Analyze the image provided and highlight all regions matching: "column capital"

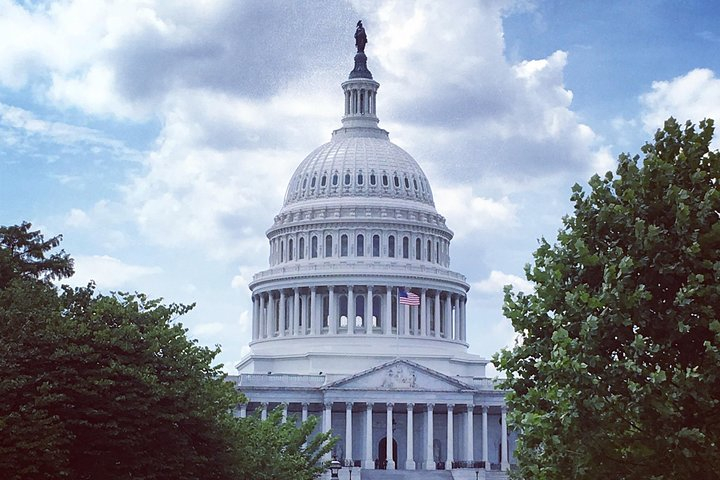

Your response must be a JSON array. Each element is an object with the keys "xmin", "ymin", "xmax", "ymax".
[
  {"xmin": 467, "ymin": 403, "xmax": 474, "ymax": 412},
  {"xmin": 481, "ymin": 405, "xmax": 489, "ymax": 413},
  {"xmin": 407, "ymin": 403, "xmax": 415, "ymax": 410},
  {"xmin": 366, "ymin": 402, "xmax": 373, "ymax": 410},
  {"xmin": 324, "ymin": 401, "xmax": 333, "ymax": 409},
  {"xmin": 260, "ymin": 402, "xmax": 268, "ymax": 409},
  {"xmin": 427, "ymin": 403, "xmax": 434, "ymax": 410},
  {"xmin": 329, "ymin": 285, "xmax": 335, "ymax": 292},
  {"xmin": 447, "ymin": 403, "xmax": 455, "ymax": 411},
  {"xmin": 310, "ymin": 286, "xmax": 317, "ymax": 292},
  {"xmin": 302, "ymin": 402, "xmax": 310, "ymax": 408},
  {"xmin": 386, "ymin": 402, "xmax": 394, "ymax": 409},
  {"xmin": 346, "ymin": 402, "xmax": 353, "ymax": 410},
  {"xmin": 348, "ymin": 284, "xmax": 354, "ymax": 291},
  {"xmin": 501, "ymin": 405, "xmax": 508, "ymax": 413}
]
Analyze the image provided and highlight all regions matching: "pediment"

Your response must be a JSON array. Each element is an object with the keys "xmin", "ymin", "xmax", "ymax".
[{"xmin": 323, "ymin": 359, "xmax": 471, "ymax": 392}]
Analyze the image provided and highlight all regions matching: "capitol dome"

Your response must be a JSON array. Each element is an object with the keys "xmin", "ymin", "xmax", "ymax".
[{"xmin": 240, "ymin": 30, "xmax": 479, "ymax": 379}]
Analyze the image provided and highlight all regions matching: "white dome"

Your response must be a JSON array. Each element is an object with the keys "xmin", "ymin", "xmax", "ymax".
[{"xmin": 282, "ymin": 135, "xmax": 435, "ymax": 208}]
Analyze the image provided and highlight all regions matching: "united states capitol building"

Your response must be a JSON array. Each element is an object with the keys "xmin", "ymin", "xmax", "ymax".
[{"xmin": 233, "ymin": 22, "xmax": 517, "ymax": 480}]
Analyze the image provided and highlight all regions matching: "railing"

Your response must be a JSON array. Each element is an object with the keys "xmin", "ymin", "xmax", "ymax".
[
  {"xmin": 237, "ymin": 373, "xmax": 326, "ymax": 387},
  {"xmin": 451, "ymin": 461, "xmax": 486, "ymax": 469}
]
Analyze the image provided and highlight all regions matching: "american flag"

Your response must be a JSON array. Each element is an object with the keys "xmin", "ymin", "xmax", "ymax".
[{"xmin": 398, "ymin": 288, "xmax": 420, "ymax": 306}]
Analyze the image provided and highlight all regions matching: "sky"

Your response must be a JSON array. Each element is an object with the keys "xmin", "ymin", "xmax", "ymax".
[{"xmin": 2, "ymin": 0, "xmax": 720, "ymax": 376}]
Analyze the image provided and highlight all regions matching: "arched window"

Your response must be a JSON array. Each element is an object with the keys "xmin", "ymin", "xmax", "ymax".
[
  {"xmin": 355, "ymin": 295, "xmax": 365, "ymax": 326},
  {"xmin": 370, "ymin": 173, "xmax": 376, "ymax": 186},
  {"xmin": 427, "ymin": 239, "xmax": 432, "ymax": 262},
  {"xmin": 404, "ymin": 177, "xmax": 410, "ymax": 189},
  {"xmin": 388, "ymin": 235, "xmax": 395, "ymax": 258},
  {"xmin": 357, "ymin": 173, "xmax": 364, "ymax": 185},
  {"xmin": 372, "ymin": 235, "xmax": 380, "ymax": 257},
  {"xmin": 332, "ymin": 173, "xmax": 338, "ymax": 186},
  {"xmin": 299, "ymin": 237, "xmax": 305, "ymax": 260},
  {"xmin": 373, "ymin": 295, "xmax": 382, "ymax": 328},
  {"xmin": 413, "ymin": 178, "xmax": 418, "ymax": 190},
  {"xmin": 340, "ymin": 234, "xmax": 348, "ymax": 257},
  {"xmin": 311, "ymin": 176, "xmax": 317, "ymax": 188},
  {"xmin": 288, "ymin": 238, "xmax": 294, "ymax": 261},
  {"xmin": 356, "ymin": 234, "xmax": 365, "ymax": 257},
  {"xmin": 321, "ymin": 175, "xmax": 327, "ymax": 187},
  {"xmin": 322, "ymin": 295, "xmax": 330, "ymax": 328},
  {"xmin": 415, "ymin": 238, "xmax": 421, "ymax": 260},
  {"xmin": 339, "ymin": 295, "xmax": 348, "ymax": 328},
  {"xmin": 394, "ymin": 175, "xmax": 400, "ymax": 188},
  {"xmin": 344, "ymin": 173, "xmax": 351, "ymax": 185},
  {"xmin": 311, "ymin": 236, "xmax": 318, "ymax": 258},
  {"xmin": 402, "ymin": 236, "xmax": 409, "ymax": 259},
  {"xmin": 382, "ymin": 174, "xmax": 389, "ymax": 187},
  {"xmin": 325, "ymin": 235, "xmax": 333, "ymax": 257},
  {"xmin": 302, "ymin": 177, "xmax": 307, "ymax": 189}
]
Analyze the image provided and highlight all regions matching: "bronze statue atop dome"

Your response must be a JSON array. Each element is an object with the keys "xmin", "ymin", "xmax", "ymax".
[{"xmin": 355, "ymin": 20, "xmax": 367, "ymax": 53}]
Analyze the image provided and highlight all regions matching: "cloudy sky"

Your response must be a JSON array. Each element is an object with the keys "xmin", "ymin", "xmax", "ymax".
[{"xmin": 2, "ymin": 0, "xmax": 720, "ymax": 375}]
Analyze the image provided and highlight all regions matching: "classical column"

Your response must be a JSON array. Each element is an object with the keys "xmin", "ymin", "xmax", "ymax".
[
  {"xmin": 460, "ymin": 296, "xmax": 467, "ymax": 341},
  {"xmin": 482, "ymin": 406, "xmax": 489, "ymax": 470},
  {"xmin": 259, "ymin": 293, "xmax": 266, "ymax": 339},
  {"xmin": 239, "ymin": 404, "xmax": 247, "ymax": 418},
  {"xmin": 279, "ymin": 290, "xmax": 286, "ymax": 337},
  {"xmin": 406, "ymin": 403, "xmax": 415, "ymax": 470},
  {"xmin": 310, "ymin": 287, "xmax": 319, "ymax": 335},
  {"xmin": 261, "ymin": 402, "xmax": 268, "ymax": 421},
  {"xmin": 420, "ymin": 289, "xmax": 427, "ymax": 336},
  {"xmin": 329, "ymin": 287, "xmax": 337, "ymax": 335},
  {"xmin": 447, "ymin": 404, "xmax": 454, "ymax": 467},
  {"xmin": 444, "ymin": 293, "xmax": 452, "ymax": 339},
  {"xmin": 301, "ymin": 293, "xmax": 309, "ymax": 335},
  {"xmin": 301, "ymin": 402, "xmax": 309, "ymax": 449},
  {"xmin": 434, "ymin": 291, "xmax": 441, "ymax": 338},
  {"xmin": 282, "ymin": 403, "xmax": 288, "ymax": 423},
  {"xmin": 348, "ymin": 286, "xmax": 355, "ymax": 335},
  {"xmin": 323, "ymin": 402, "xmax": 333, "ymax": 461},
  {"xmin": 365, "ymin": 286, "xmax": 373, "ymax": 334},
  {"xmin": 386, "ymin": 403, "xmax": 395, "ymax": 469},
  {"xmin": 501, "ymin": 407, "xmax": 509, "ymax": 471},
  {"xmin": 402, "ymin": 303, "xmax": 410, "ymax": 336},
  {"xmin": 466, "ymin": 404, "xmax": 474, "ymax": 464},
  {"xmin": 453, "ymin": 295, "xmax": 461, "ymax": 341},
  {"xmin": 267, "ymin": 292, "xmax": 275, "ymax": 337},
  {"xmin": 425, "ymin": 403, "xmax": 435, "ymax": 470},
  {"xmin": 251, "ymin": 295, "xmax": 257, "ymax": 340},
  {"xmin": 345, "ymin": 402, "xmax": 353, "ymax": 464},
  {"xmin": 384, "ymin": 286, "xmax": 392, "ymax": 335},
  {"xmin": 293, "ymin": 288, "xmax": 300, "ymax": 336},
  {"xmin": 364, "ymin": 403, "xmax": 374, "ymax": 469}
]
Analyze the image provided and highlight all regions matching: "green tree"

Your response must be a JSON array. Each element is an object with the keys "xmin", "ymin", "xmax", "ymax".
[
  {"xmin": 0, "ymin": 222, "xmax": 334, "ymax": 480},
  {"xmin": 495, "ymin": 118, "xmax": 720, "ymax": 480}
]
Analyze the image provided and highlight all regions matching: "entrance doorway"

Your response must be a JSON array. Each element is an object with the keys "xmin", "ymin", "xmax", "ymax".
[{"xmin": 378, "ymin": 437, "xmax": 398, "ymax": 468}]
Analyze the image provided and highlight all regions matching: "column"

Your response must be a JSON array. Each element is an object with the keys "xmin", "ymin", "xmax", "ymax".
[
  {"xmin": 329, "ymin": 287, "xmax": 337, "ymax": 335},
  {"xmin": 323, "ymin": 402, "xmax": 332, "ymax": 461},
  {"xmin": 259, "ymin": 294, "xmax": 266, "ymax": 339},
  {"xmin": 364, "ymin": 403, "xmax": 374, "ymax": 469},
  {"xmin": 466, "ymin": 404, "xmax": 474, "ymax": 464},
  {"xmin": 501, "ymin": 407, "xmax": 509, "ymax": 471},
  {"xmin": 310, "ymin": 287, "xmax": 319, "ymax": 335},
  {"xmin": 384, "ymin": 287, "xmax": 392, "ymax": 335},
  {"xmin": 282, "ymin": 403, "xmax": 288, "ymax": 422},
  {"xmin": 279, "ymin": 290, "xmax": 286, "ymax": 337},
  {"xmin": 251, "ymin": 295, "xmax": 258, "ymax": 340},
  {"xmin": 348, "ymin": 286, "xmax": 355, "ymax": 335},
  {"xmin": 420, "ymin": 289, "xmax": 427, "ymax": 336},
  {"xmin": 386, "ymin": 403, "xmax": 395, "ymax": 469},
  {"xmin": 447, "ymin": 404, "xmax": 454, "ymax": 467},
  {"xmin": 453, "ymin": 295, "xmax": 461, "ymax": 341},
  {"xmin": 345, "ymin": 402, "xmax": 353, "ymax": 464},
  {"xmin": 293, "ymin": 288, "xmax": 300, "ymax": 336},
  {"xmin": 460, "ymin": 296, "xmax": 467, "ymax": 341},
  {"xmin": 406, "ymin": 403, "xmax": 415, "ymax": 469},
  {"xmin": 425, "ymin": 404, "xmax": 435, "ymax": 470},
  {"xmin": 267, "ymin": 292, "xmax": 275, "ymax": 337},
  {"xmin": 239, "ymin": 404, "xmax": 247, "ymax": 418},
  {"xmin": 302, "ymin": 402, "xmax": 309, "ymax": 448},
  {"xmin": 434, "ymin": 292, "xmax": 441, "ymax": 338},
  {"xmin": 261, "ymin": 402, "xmax": 268, "ymax": 421},
  {"xmin": 482, "ymin": 406, "xmax": 489, "ymax": 470},
  {"xmin": 301, "ymin": 293, "xmax": 308, "ymax": 335},
  {"xmin": 444, "ymin": 293, "xmax": 452, "ymax": 339},
  {"xmin": 365, "ymin": 286, "xmax": 373, "ymax": 334}
]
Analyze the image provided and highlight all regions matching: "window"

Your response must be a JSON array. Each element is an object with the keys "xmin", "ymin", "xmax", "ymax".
[
  {"xmin": 339, "ymin": 295, "xmax": 348, "ymax": 327},
  {"xmin": 404, "ymin": 177, "xmax": 410, "ymax": 189},
  {"xmin": 394, "ymin": 175, "xmax": 400, "ymax": 188},
  {"xmin": 355, "ymin": 295, "xmax": 365, "ymax": 326},
  {"xmin": 413, "ymin": 178, "xmax": 418, "ymax": 190},
  {"xmin": 358, "ymin": 173, "xmax": 364, "ymax": 185},
  {"xmin": 332, "ymin": 173, "xmax": 338, "ymax": 186},
  {"xmin": 436, "ymin": 241, "xmax": 440, "ymax": 263},
  {"xmin": 321, "ymin": 175, "xmax": 327, "ymax": 187},
  {"xmin": 280, "ymin": 240, "xmax": 284, "ymax": 262},
  {"xmin": 373, "ymin": 295, "xmax": 382, "ymax": 327},
  {"xmin": 356, "ymin": 234, "xmax": 364, "ymax": 257},
  {"xmin": 311, "ymin": 176, "xmax": 317, "ymax": 188},
  {"xmin": 322, "ymin": 295, "xmax": 329, "ymax": 328},
  {"xmin": 402, "ymin": 236, "xmax": 409, "ymax": 259},
  {"xmin": 302, "ymin": 177, "xmax": 307, "ymax": 189},
  {"xmin": 311, "ymin": 236, "xmax": 318, "ymax": 258},
  {"xmin": 382, "ymin": 174, "xmax": 389, "ymax": 187},
  {"xmin": 288, "ymin": 238, "xmax": 293, "ymax": 261},
  {"xmin": 415, "ymin": 238, "xmax": 421, "ymax": 260},
  {"xmin": 340, "ymin": 234, "xmax": 348, "ymax": 257},
  {"xmin": 344, "ymin": 173, "xmax": 351, "ymax": 185},
  {"xmin": 372, "ymin": 235, "xmax": 380, "ymax": 257},
  {"xmin": 370, "ymin": 173, "xmax": 376, "ymax": 186},
  {"xmin": 325, "ymin": 235, "xmax": 333, "ymax": 257},
  {"xmin": 299, "ymin": 237, "xmax": 305, "ymax": 259},
  {"xmin": 388, "ymin": 235, "xmax": 395, "ymax": 258},
  {"xmin": 427, "ymin": 239, "xmax": 432, "ymax": 262}
]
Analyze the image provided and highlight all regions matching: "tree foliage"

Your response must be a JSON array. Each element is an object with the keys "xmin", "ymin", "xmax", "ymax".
[
  {"xmin": 0, "ymin": 222, "xmax": 334, "ymax": 480},
  {"xmin": 495, "ymin": 118, "xmax": 720, "ymax": 480}
]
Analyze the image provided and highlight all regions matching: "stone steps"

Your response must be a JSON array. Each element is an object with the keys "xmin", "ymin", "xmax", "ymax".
[{"xmin": 360, "ymin": 469, "xmax": 453, "ymax": 480}]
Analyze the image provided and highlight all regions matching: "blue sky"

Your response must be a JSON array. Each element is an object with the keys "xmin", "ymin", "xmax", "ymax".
[{"xmin": 2, "ymin": 0, "xmax": 719, "ymax": 375}]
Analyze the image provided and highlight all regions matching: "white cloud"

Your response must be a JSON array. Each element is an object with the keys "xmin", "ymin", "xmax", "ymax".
[
  {"xmin": 65, "ymin": 208, "xmax": 90, "ymax": 228},
  {"xmin": 68, "ymin": 255, "xmax": 161, "ymax": 289},
  {"xmin": 434, "ymin": 186, "xmax": 517, "ymax": 238},
  {"xmin": 473, "ymin": 270, "xmax": 533, "ymax": 295},
  {"xmin": 191, "ymin": 321, "xmax": 225, "ymax": 338},
  {"xmin": 641, "ymin": 68, "xmax": 720, "ymax": 144}
]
